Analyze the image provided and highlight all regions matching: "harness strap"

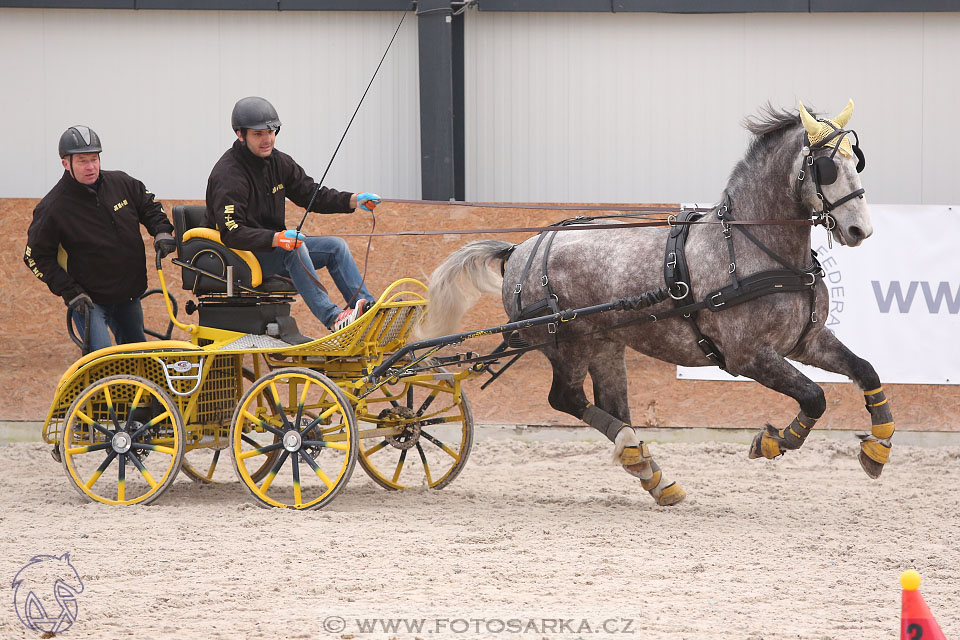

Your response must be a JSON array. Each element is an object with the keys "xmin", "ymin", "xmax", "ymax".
[
  {"xmin": 513, "ymin": 230, "xmax": 551, "ymax": 320},
  {"xmin": 663, "ymin": 208, "xmax": 725, "ymax": 368},
  {"xmin": 718, "ymin": 201, "xmax": 740, "ymax": 291}
]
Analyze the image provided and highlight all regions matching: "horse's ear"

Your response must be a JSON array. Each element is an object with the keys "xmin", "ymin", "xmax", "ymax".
[
  {"xmin": 834, "ymin": 99, "xmax": 854, "ymax": 128},
  {"xmin": 798, "ymin": 101, "xmax": 820, "ymax": 137}
]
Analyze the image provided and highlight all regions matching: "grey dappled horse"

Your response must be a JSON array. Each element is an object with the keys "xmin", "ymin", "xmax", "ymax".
[{"xmin": 418, "ymin": 101, "xmax": 895, "ymax": 506}]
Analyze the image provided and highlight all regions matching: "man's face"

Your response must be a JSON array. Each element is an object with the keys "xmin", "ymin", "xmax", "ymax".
[
  {"xmin": 62, "ymin": 153, "xmax": 101, "ymax": 185},
  {"xmin": 239, "ymin": 128, "xmax": 276, "ymax": 158}
]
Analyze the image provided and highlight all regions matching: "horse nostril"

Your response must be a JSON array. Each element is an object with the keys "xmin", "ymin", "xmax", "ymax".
[{"xmin": 848, "ymin": 226, "xmax": 865, "ymax": 241}]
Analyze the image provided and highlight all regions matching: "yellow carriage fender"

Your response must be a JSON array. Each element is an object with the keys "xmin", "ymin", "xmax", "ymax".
[
  {"xmin": 181, "ymin": 228, "xmax": 263, "ymax": 287},
  {"xmin": 54, "ymin": 340, "xmax": 201, "ymax": 392}
]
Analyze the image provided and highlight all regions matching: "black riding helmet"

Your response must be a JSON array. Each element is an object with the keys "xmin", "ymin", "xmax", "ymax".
[
  {"xmin": 231, "ymin": 97, "xmax": 281, "ymax": 133},
  {"xmin": 58, "ymin": 126, "xmax": 102, "ymax": 157}
]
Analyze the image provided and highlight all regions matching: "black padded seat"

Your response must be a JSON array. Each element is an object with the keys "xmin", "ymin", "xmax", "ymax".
[{"xmin": 173, "ymin": 204, "xmax": 299, "ymax": 296}]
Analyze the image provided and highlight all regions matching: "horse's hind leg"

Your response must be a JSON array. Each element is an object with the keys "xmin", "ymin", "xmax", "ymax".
[
  {"xmin": 789, "ymin": 329, "xmax": 894, "ymax": 479},
  {"xmin": 734, "ymin": 346, "xmax": 827, "ymax": 460},
  {"xmin": 545, "ymin": 340, "xmax": 685, "ymax": 506},
  {"xmin": 587, "ymin": 343, "xmax": 685, "ymax": 505}
]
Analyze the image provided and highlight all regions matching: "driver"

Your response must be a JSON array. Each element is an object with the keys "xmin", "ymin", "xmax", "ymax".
[
  {"xmin": 205, "ymin": 96, "xmax": 381, "ymax": 334},
  {"xmin": 24, "ymin": 126, "xmax": 176, "ymax": 353}
]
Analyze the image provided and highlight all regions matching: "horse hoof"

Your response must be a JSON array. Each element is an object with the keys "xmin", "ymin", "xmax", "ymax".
[
  {"xmin": 748, "ymin": 425, "xmax": 784, "ymax": 460},
  {"xmin": 655, "ymin": 482, "xmax": 686, "ymax": 506},
  {"xmin": 748, "ymin": 432, "xmax": 764, "ymax": 459},
  {"xmin": 858, "ymin": 450, "xmax": 885, "ymax": 479},
  {"xmin": 858, "ymin": 435, "xmax": 890, "ymax": 479}
]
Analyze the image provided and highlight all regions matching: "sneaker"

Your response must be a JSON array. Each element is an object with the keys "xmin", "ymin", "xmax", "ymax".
[{"xmin": 332, "ymin": 299, "xmax": 368, "ymax": 332}]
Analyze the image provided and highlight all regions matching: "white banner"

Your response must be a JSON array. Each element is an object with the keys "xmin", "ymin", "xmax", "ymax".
[{"xmin": 677, "ymin": 205, "xmax": 960, "ymax": 385}]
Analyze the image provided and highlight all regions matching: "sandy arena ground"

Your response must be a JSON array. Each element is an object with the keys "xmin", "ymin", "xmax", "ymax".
[{"xmin": 1, "ymin": 433, "xmax": 958, "ymax": 640}]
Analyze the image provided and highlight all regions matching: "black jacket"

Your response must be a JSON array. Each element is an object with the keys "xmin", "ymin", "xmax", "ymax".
[
  {"xmin": 205, "ymin": 140, "xmax": 355, "ymax": 252},
  {"xmin": 24, "ymin": 170, "xmax": 173, "ymax": 305}
]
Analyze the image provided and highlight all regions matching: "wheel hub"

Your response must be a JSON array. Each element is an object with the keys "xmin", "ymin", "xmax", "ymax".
[
  {"xmin": 282, "ymin": 429, "xmax": 302, "ymax": 452},
  {"xmin": 111, "ymin": 431, "xmax": 132, "ymax": 454},
  {"xmin": 379, "ymin": 406, "xmax": 422, "ymax": 450}
]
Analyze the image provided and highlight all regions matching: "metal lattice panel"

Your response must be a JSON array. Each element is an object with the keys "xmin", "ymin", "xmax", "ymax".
[
  {"xmin": 217, "ymin": 334, "xmax": 291, "ymax": 350},
  {"xmin": 194, "ymin": 355, "xmax": 241, "ymax": 427}
]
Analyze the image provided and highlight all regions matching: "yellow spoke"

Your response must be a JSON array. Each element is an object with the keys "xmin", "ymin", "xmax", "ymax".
[
  {"xmin": 151, "ymin": 445, "xmax": 176, "ymax": 456},
  {"xmin": 294, "ymin": 481, "xmax": 302, "ymax": 507},
  {"xmin": 363, "ymin": 440, "xmax": 389, "ymax": 456},
  {"xmin": 312, "ymin": 466, "xmax": 334, "ymax": 488},
  {"xmin": 118, "ymin": 478, "xmax": 125, "ymax": 502},
  {"xmin": 436, "ymin": 443, "xmax": 460, "ymax": 460},
  {"xmin": 130, "ymin": 386, "xmax": 145, "ymax": 411},
  {"xmin": 268, "ymin": 381, "xmax": 282, "ymax": 408},
  {"xmin": 318, "ymin": 403, "xmax": 342, "ymax": 421},
  {"xmin": 146, "ymin": 410, "xmax": 172, "ymax": 427},
  {"xmin": 321, "ymin": 442, "xmax": 350, "ymax": 451},
  {"xmin": 238, "ymin": 447, "xmax": 272, "ymax": 460},
  {"xmin": 260, "ymin": 470, "xmax": 278, "ymax": 493},
  {"xmin": 75, "ymin": 409, "xmax": 97, "ymax": 427},
  {"xmin": 391, "ymin": 456, "xmax": 406, "ymax": 483},
  {"xmin": 103, "ymin": 386, "xmax": 113, "ymax": 413},
  {"xmin": 298, "ymin": 380, "xmax": 312, "ymax": 408},
  {"xmin": 84, "ymin": 469, "xmax": 104, "ymax": 489},
  {"xmin": 138, "ymin": 468, "xmax": 158, "ymax": 488}
]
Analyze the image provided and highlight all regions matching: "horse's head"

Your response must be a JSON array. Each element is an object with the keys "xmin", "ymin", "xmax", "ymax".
[{"xmin": 797, "ymin": 99, "xmax": 871, "ymax": 247}]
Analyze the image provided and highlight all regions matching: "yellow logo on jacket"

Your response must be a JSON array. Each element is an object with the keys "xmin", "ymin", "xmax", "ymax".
[
  {"xmin": 272, "ymin": 183, "xmax": 284, "ymax": 194},
  {"xmin": 113, "ymin": 199, "xmax": 128, "ymax": 212},
  {"xmin": 223, "ymin": 205, "xmax": 239, "ymax": 231}
]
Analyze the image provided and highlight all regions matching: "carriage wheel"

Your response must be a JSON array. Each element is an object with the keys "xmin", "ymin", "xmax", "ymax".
[
  {"xmin": 180, "ymin": 367, "xmax": 280, "ymax": 484},
  {"xmin": 60, "ymin": 375, "xmax": 185, "ymax": 505},
  {"xmin": 230, "ymin": 368, "xmax": 358, "ymax": 510},
  {"xmin": 356, "ymin": 375, "xmax": 473, "ymax": 491}
]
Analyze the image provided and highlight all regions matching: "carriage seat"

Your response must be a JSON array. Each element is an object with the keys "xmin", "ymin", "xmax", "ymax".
[
  {"xmin": 172, "ymin": 204, "xmax": 313, "ymax": 344},
  {"xmin": 173, "ymin": 204, "xmax": 299, "ymax": 296}
]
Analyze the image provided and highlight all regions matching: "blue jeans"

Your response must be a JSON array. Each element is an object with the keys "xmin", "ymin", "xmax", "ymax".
[
  {"xmin": 71, "ymin": 299, "xmax": 146, "ymax": 353},
  {"xmin": 255, "ymin": 235, "xmax": 374, "ymax": 328}
]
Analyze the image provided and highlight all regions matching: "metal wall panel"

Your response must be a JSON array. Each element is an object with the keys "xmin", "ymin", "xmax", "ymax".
[
  {"xmin": 0, "ymin": 8, "xmax": 421, "ymax": 199},
  {"xmin": 464, "ymin": 11, "xmax": 960, "ymax": 205}
]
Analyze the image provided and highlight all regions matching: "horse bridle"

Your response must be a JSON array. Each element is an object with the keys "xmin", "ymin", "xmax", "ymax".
[{"xmin": 796, "ymin": 120, "xmax": 866, "ymax": 227}]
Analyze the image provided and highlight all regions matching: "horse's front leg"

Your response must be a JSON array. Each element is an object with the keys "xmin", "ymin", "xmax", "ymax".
[
  {"xmin": 731, "ymin": 346, "xmax": 827, "ymax": 461},
  {"xmin": 789, "ymin": 329, "xmax": 894, "ymax": 479}
]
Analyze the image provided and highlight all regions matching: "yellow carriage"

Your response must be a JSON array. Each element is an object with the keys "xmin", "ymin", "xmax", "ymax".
[{"xmin": 40, "ymin": 206, "xmax": 475, "ymax": 509}]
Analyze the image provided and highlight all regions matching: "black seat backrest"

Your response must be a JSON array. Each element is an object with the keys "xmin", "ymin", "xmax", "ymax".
[{"xmin": 173, "ymin": 205, "xmax": 210, "ymax": 254}]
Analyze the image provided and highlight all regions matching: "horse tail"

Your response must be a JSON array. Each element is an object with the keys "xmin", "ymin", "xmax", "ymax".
[{"xmin": 415, "ymin": 240, "xmax": 514, "ymax": 339}]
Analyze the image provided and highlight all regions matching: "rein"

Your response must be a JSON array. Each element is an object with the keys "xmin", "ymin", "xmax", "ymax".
[{"xmin": 332, "ymin": 205, "xmax": 824, "ymax": 239}]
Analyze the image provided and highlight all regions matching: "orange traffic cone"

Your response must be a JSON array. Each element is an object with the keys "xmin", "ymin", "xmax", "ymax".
[{"xmin": 901, "ymin": 570, "xmax": 947, "ymax": 640}]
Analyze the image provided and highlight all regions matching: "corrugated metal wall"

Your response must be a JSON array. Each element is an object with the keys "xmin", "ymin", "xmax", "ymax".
[
  {"xmin": 0, "ymin": 8, "xmax": 420, "ymax": 199},
  {"xmin": 464, "ymin": 11, "xmax": 960, "ymax": 205},
  {"xmin": 3, "ymin": 8, "xmax": 959, "ymax": 204}
]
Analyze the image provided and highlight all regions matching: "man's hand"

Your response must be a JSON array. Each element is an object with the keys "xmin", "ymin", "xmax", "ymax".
[
  {"xmin": 154, "ymin": 232, "xmax": 176, "ymax": 258},
  {"xmin": 354, "ymin": 192, "xmax": 382, "ymax": 212},
  {"xmin": 274, "ymin": 230, "xmax": 306, "ymax": 251},
  {"xmin": 66, "ymin": 292, "xmax": 94, "ymax": 314}
]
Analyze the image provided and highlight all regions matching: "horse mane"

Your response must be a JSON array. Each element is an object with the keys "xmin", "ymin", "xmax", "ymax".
[
  {"xmin": 728, "ymin": 102, "xmax": 819, "ymax": 200},
  {"xmin": 742, "ymin": 102, "xmax": 809, "ymax": 138}
]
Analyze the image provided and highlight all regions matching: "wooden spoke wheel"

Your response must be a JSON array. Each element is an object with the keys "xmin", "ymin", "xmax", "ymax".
[
  {"xmin": 356, "ymin": 375, "xmax": 473, "ymax": 491},
  {"xmin": 230, "ymin": 368, "xmax": 358, "ymax": 510},
  {"xmin": 60, "ymin": 375, "xmax": 185, "ymax": 505},
  {"xmin": 180, "ymin": 367, "xmax": 279, "ymax": 484}
]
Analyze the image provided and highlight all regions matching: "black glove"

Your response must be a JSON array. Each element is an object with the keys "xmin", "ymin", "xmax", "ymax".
[
  {"xmin": 66, "ymin": 292, "xmax": 94, "ymax": 314},
  {"xmin": 154, "ymin": 232, "xmax": 176, "ymax": 259}
]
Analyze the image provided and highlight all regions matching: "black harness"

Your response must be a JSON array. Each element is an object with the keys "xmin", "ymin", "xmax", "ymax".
[
  {"xmin": 499, "ymin": 121, "xmax": 865, "ymax": 371},
  {"xmin": 662, "ymin": 195, "xmax": 823, "ymax": 369}
]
